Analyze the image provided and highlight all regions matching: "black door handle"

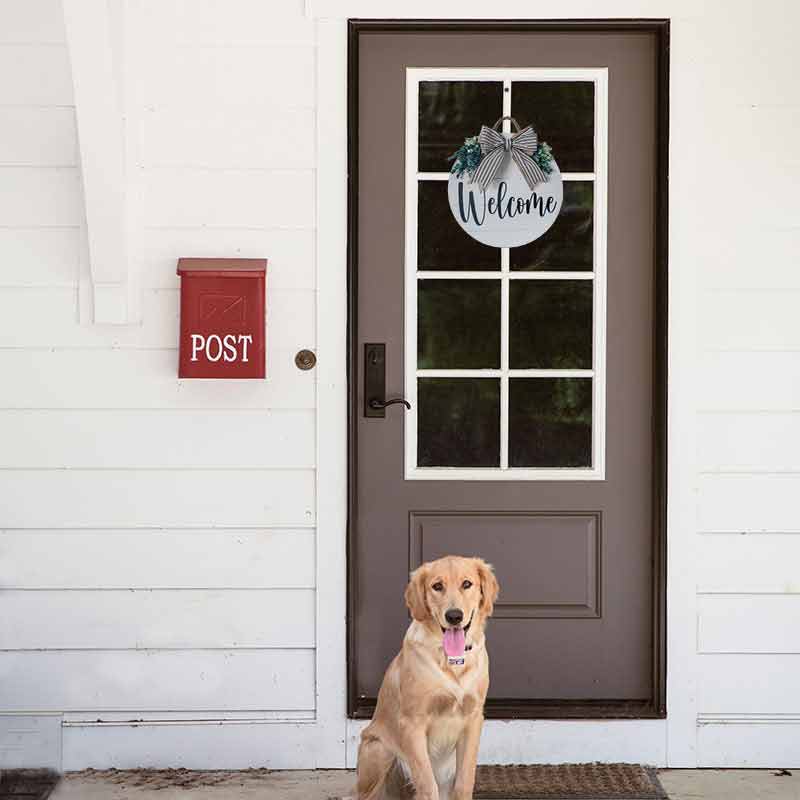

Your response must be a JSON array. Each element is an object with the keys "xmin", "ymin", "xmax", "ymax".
[
  {"xmin": 369, "ymin": 398, "xmax": 411, "ymax": 411},
  {"xmin": 364, "ymin": 343, "xmax": 410, "ymax": 418}
]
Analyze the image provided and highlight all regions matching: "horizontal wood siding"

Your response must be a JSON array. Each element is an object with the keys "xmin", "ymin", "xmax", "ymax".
[
  {"xmin": 1, "ymin": 649, "xmax": 315, "ymax": 712},
  {"xmin": 0, "ymin": 168, "xmax": 81, "ymax": 226},
  {"xmin": 698, "ymin": 595, "xmax": 800, "ymax": 655},
  {"xmin": 140, "ymin": 228, "xmax": 315, "ymax": 290},
  {"xmin": 674, "ymin": 2, "xmax": 800, "ymax": 765},
  {"xmin": 0, "ymin": 229, "xmax": 79, "ymax": 287},
  {"xmin": 0, "ymin": 0, "xmax": 66, "ymax": 43},
  {"xmin": 0, "ymin": 45, "xmax": 72, "ymax": 104},
  {"xmin": 697, "ymin": 533, "xmax": 800, "ymax": 594},
  {"xmin": 698, "ymin": 475, "xmax": 800, "ymax": 533},
  {"xmin": 141, "ymin": 108, "xmax": 315, "ymax": 170},
  {"xmin": 697, "ymin": 721, "xmax": 800, "ymax": 769},
  {"xmin": 0, "ymin": 287, "xmax": 315, "ymax": 349},
  {"xmin": 2, "ymin": 589, "xmax": 315, "ymax": 649},
  {"xmin": 700, "ymin": 352, "xmax": 800, "ymax": 412},
  {"xmin": 0, "ymin": 107, "xmax": 77, "ymax": 166},
  {"xmin": 0, "ymin": 409, "xmax": 314, "ymax": 469},
  {"xmin": 0, "ymin": 349, "xmax": 314, "ymax": 409},
  {"xmin": 61, "ymin": 719, "xmax": 317, "ymax": 770},
  {"xmin": 1, "ymin": 0, "xmax": 793, "ymax": 772},
  {"xmin": 0, "ymin": 470, "xmax": 315, "ymax": 528},
  {"xmin": 0, "ymin": 0, "xmax": 319, "ymax": 745},
  {"xmin": 143, "ymin": 169, "xmax": 315, "ymax": 230},
  {"xmin": 138, "ymin": 46, "xmax": 314, "ymax": 110},
  {"xmin": 0, "ymin": 529, "xmax": 315, "ymax": 588},
  {"xmin": 697, "ymin": 654, "xmax": 800, "ymax": 715},
  {"xmin": 699, "ymin": 413, "xmax": 800, "ymax": 473},
  {"xmin": 139, "ymin": 0, "xmax": 313, "ymax": 46}
]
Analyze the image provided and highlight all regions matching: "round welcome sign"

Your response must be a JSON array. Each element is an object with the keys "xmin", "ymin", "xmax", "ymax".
[
  {"xmin": 446, "ymin": 118, "xmax": 562, "ymax": 248},
  {"xmin": 447, "ymin": 160, "xmax": 563, "ymax": 248}
]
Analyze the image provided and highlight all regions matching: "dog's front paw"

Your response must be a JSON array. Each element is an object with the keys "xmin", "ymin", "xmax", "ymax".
[{"xmin": 412, "ymin": 785, "xmax": 440, "ymax": 800}]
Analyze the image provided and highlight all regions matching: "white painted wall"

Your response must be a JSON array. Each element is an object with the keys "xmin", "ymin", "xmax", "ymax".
[
  {"xmin": 0, "ymin": 0, "xmax": 325, "ymax": 770},
  {"xmin": 1, "ymin": 0, "xmax": 799, "ymax": 772}
]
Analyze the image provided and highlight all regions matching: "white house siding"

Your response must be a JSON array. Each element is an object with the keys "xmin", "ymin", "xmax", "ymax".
[
  {"xmin": 326, "ymin": 0, "xmax": 800, "ymax": 770},
  {"xmin": 0, "ymin": 0, "xmax": 321, "ymax": 770},
  {"xmin": 2, "ymin": 0, "xmax": 800, "ymax": 772},
  {"xmin": 683, "ymin": 1, "xmax": 800, "ymax": 766}
]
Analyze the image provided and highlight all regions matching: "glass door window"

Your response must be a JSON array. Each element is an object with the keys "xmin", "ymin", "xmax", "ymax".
[{"xmin": 405, "ymin": 68, "xmax": 608, "ymax": 480}]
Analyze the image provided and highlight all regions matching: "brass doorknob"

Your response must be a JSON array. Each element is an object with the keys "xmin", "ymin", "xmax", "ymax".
[{"xmin": 295, "ymin": 349, "xmax": 317, "ymax": 370}]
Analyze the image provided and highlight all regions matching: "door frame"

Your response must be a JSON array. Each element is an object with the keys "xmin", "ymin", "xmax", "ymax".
[{"xmin": 346, "ymin": 18, "xmax": 670, "ymax": 720}]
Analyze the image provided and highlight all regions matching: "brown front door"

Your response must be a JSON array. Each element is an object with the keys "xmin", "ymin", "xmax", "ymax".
[{"xmin": 349, "ymin": 22, "xmax": 667, "ymax": 718}]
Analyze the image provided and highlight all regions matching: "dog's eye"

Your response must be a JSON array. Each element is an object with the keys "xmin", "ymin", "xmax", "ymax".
[
  {"xmin": 432, "ymin": 582, "xmax": 444, "ymax": 592},
  {"xmin": 462, "ymin": 580, "xmax": 473, "ymax": 590}
]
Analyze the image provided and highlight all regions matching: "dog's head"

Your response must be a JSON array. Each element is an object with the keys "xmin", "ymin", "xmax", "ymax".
[{"xmin": 404, "ymin": 556, "xmax": 499, "ymax": 656}]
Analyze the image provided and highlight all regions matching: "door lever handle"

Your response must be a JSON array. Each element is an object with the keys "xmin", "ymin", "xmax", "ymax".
[
  {"xmin": 364, "ymin": 343, "xmax": 410, "ymax": 418},
  {"xmin": 369, "ymin": 397, "xmax": 411, "ymax": 411}
]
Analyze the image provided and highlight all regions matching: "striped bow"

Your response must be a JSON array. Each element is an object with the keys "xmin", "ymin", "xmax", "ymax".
[{"xmin": 471, "ymin": 125, "xmax": 548, "ymax": 191}]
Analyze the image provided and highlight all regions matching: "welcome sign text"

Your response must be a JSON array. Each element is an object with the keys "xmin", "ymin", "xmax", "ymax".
[{"xmin": 457, "ymin": 180, "xmax": 559, "ymax": 226}]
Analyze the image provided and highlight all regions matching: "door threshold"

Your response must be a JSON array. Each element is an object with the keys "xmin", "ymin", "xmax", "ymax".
[{"xmin": 351, "ymin": 697, "xmax": 664, "ymax": 720}]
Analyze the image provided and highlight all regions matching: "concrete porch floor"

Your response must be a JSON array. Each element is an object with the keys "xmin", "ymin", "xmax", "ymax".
[{"xmin": 44, "ymin": 768, "xmax": 800, "ymax": 799}]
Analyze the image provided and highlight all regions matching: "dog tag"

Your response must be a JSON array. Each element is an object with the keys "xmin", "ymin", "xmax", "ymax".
[{"xmin": 448, "ymin": 656, "xmax": 465, "ymax": 666}]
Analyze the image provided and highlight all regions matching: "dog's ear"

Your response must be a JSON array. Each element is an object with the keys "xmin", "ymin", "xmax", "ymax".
[
  {"xmin": 405, "ymin": 564, "xmax": 429, "ymax": 622},
  {"xmin": 476, "ymin": 559, "xmax": 499, "ymax": 618}
]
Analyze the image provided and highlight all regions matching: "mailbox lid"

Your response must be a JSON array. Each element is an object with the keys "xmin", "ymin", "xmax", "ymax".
[{"xmin": 177, "ymin": 257, "xmax": 267, "ymax": 279}]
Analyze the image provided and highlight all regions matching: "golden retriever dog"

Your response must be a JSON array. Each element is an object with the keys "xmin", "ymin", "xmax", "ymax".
[{"xmin": 355, "ymin": 555, "xmax": 499, "ymax": 800}]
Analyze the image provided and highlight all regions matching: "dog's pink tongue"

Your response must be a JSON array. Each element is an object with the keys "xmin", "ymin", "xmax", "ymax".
[{"xmin": 443, "ymin": 628, "xmax": 466, "ymax": 658}]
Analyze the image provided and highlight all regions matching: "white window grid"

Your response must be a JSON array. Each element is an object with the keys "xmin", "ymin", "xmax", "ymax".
[{"xmin": 404, "ymin": 67, "xmax": 608, "ymax": 481}]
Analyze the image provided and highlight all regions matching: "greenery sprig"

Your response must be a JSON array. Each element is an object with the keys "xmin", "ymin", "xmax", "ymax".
[
  {"xmin": 447, "ymin": 136, "xmax": 482, "ymax": 179},
  {"xmin": 532, "ymin": 141, "xmax": 554, "ymax": 175}
]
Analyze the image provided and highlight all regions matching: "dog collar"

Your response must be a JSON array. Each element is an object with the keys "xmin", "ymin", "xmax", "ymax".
[{"xmin": 447, "ymin": 644, "xmax": 472, "ymax": 666}]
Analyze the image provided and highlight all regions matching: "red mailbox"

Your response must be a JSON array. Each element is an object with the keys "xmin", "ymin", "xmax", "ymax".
[{"xmin": 177, "ymin": 258, "xmax": 267, "ymax": 379}]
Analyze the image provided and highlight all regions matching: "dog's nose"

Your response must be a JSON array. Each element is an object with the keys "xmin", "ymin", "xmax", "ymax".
[{"xmin": 445, "ymin": 608, "xmax": 464, "ymax": 626}]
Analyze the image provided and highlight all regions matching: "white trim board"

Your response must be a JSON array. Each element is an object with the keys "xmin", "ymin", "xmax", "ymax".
[
  {"xmin": 306, "ymin": 0, "xmax": 685, "ymax": 16},
  {"xmin": 62, "ymin": 0, "xmax": 133, "ymax": 325},
  {"xmin": 61, "ymin": 718, "xmax": 319, "ymax": 770},
  {"xmin": 312, "ymin": 15, "xmax": 697, "ymax": 771},
  {"xmin": 346, "ymin": 718, "xmax": 667, "ymax": 768},
  {"xmin": 313, "ymin": 16, "xmax": 349, "ymax": 768}
]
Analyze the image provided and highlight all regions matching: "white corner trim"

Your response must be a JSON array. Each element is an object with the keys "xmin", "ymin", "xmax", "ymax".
[
  {"xmin": 314, "ymin": 17, "xmax": 350, "ymax": 768},
  {"xmin": 312, "ymin": 10, "xmax": 695, "ymax": 771},
  {"xmin": 63, "ymin": 0, "xmax": 129, "ymax": 325},
  {"xmin": 305, "ymin": 0, "xmax": 682, "ymax": 20}
]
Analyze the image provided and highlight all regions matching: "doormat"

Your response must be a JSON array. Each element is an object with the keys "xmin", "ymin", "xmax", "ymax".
[
  {"xmin": 67, "ymin": 768, "xmax": 274, "ymax": 790},
  {"xmin": 0, "ymin": 770, "xmax": 60, "ymax": 800},
  {"xmin": 474, "ymin": 763, "xmax": 667, "ymax": 799}
]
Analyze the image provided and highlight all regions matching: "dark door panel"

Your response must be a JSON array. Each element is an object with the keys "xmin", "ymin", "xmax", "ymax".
[{"xmin": 348, "ymin": 22, "xmax": 668, "ymax": 719}]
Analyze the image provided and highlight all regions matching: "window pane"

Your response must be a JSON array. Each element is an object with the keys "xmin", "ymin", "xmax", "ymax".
[
  {"xmin": 509, "ymin": 378, "xmax": 592, "ymax": 467},
  {"xmin": 418, "ymin": 81, "xmax": 503, "ymax": 173},
  {"xmin": 510, "ymin": 280, "xmax": 592, "ymax": 369},
  {"xmin": 418, "ymin": 181, "xmax": 500, "ymax": 270},
  {"xmin": 510, "ymin": 182, "xmax": 593, "ymax": 271},
  {"xmin": 418, "ymin": 378, "xmax": 500, "ymax": 467},
  {"xmin": 418, "ymin": 280, "xmax": 500, "ymax": 369},
  {"xmin": 510, "ymin": 81, "xmax": 594, "ymax": 173}
]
